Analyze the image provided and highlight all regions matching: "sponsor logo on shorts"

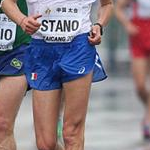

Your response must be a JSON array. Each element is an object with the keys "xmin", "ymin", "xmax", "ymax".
[
  {"xmin": 95, "ymin": 54, "xmax": 102, "ymax": 69},
  {"xmin": 31, "ymin": 73, "xmax": 38, "ymax": 80},
  {"xmin": 78, "ymin": 67, "xmax": 85, "ymax": 74},
  {"xmin": 10, "ymin": 58, "xmax": 22, "ymax": 69}
]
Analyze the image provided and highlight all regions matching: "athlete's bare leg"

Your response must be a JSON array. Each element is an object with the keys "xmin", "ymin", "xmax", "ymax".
[
  {"xmin": 33, "ymin": 73, "xmax": 92, "ymax": 150},
  {"xmin": 63, "ymin": 73, "xmax": 92, "ymax": 150},
  {"xmin": 0, "ymin": 75, "xmax": 27, "ymax": 150},
  {"xmin": 131, "ymin": 57, "xmax": 150, "ymax": 123},
  {"xmin": 33, "ymin": 89, "xmax": 62, "ymax": 150}
]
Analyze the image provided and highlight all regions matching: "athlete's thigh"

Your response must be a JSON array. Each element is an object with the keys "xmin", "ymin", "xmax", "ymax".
[
  {"xmin": 33, "ymin": 89, "xmax": 62, "ymax": 139},
  {"xmin": 131, "ymin": 57, "xmax": 149, "ymax": 86},
  {"xmin": 0, "ymin": 75, "xmax": 27, "ymax": 125},
  {"xmin": 63, "ymin": 73, "xmax": 93, "ymax": 124}
]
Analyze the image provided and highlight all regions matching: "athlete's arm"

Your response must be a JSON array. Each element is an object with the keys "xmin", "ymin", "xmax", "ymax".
[
  {"xmin": 88, "ymin": 0, "xmax": 113, "ymax": 45},
  {"xmin": 115, "ymin": 0, "xmax": 139, "ymax": 35},
  {"xmin": 98, "ymin": 0, "xmax": 114, "ymax": 26},
  {"xmin": 2, "ymin": 0, "xmax": 41, "ymax": 35},
  {"xmin": 1, "ymin": 0, "xmax": 26, "ymax": 25}
]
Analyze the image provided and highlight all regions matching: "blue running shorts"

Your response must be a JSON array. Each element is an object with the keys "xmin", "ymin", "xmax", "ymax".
[
  {"xmin": 24, "ymin": 33, "xmax": 107, "ymax": 90},
  {"xmin": 0, "ymin": 45, "xmax": 27, "ymax": 76}
]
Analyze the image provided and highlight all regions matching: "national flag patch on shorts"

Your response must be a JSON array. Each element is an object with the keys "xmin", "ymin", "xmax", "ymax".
[
  {"xmin": 10, "ymin": 58, "xmax": 22, "ymax": 70},
  {"xmin": 31, "ymin": 73, "xmax": 37, "ymax": 80}
]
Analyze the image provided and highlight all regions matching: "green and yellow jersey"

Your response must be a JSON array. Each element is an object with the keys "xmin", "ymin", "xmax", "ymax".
[{"xmin": 0, "ymin": 0, "xmax": 31, "ymax": 55}]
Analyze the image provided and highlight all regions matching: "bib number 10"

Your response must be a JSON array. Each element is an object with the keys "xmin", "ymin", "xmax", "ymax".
[{"xmin": 0, "ymin": 28, "xmax": 13, "ymax": 41}]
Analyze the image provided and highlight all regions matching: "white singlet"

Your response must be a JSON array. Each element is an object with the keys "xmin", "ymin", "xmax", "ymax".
[{"xmin": 26, "ymin": 0, "xmax": 97, "ymax": 42}]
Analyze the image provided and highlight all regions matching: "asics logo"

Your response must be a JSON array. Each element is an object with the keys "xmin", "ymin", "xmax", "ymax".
[{"xmin": 78, "ymin": 67, "xmax": 85, "ymax": 74}]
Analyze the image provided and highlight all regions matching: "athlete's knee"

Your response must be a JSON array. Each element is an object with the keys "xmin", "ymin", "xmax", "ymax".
[
  {"xmin": 136, "ymin": 83, "xmax": 146, "ymax": 96},
  {"xmin": 0, "ymin": 116, "xmax": 12, "ymax": 137},
  {"xmin": 36, "ymin": 136, "xmax": 57, "ymax": 150},
  {"xmin": 63, "ymin": 119, "xmax": 84, "ymax": 146},
  {"xmin": 135, "ymin": 82, "xmax": 148, "ymax": 102}
]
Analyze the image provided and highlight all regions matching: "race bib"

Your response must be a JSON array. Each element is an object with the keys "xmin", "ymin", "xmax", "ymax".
[
  {"xmin": 38, "ymin": 4, "xmax": 83, "ymax": 43},
  {"xmin": 0, "ymin": 14, "xmax": 17, "ymax": 51}
]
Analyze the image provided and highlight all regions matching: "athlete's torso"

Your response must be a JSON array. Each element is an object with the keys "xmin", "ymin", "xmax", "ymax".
[
  {"xmin": 0, "ymin": 0, "xmax": 31, "ymax": 54},
  {"xmin": 27, "ymin": 0, "xmax": 97, "ymax": 42}
]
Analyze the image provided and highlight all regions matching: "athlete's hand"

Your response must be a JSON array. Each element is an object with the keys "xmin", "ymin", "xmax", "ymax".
[
  {"xmin": 20, "ymin": 14, "xmax": 42, "ymax": 35},
  {"xmin": 125, "ymin": 22, "xmax": 139, "ymax": 36},
  {"xmin": 88, "ymin": 25, "xmax": 102, "ymax": 45}
]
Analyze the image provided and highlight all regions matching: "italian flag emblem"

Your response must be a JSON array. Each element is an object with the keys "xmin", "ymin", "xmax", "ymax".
[{"xmin": 31, "ymin": 73, "xmax": 37, "ymax": 80}]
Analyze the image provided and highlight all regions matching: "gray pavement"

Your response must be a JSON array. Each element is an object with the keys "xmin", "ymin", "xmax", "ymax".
[{"xmin": 14, "ymin": 74, "xmax": 150, "ymax": 150}]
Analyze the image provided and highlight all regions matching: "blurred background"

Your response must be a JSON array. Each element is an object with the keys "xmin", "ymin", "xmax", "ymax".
[{"xmin": 14, "ymin": 1, "xmax": 150, "ymax": 150}]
